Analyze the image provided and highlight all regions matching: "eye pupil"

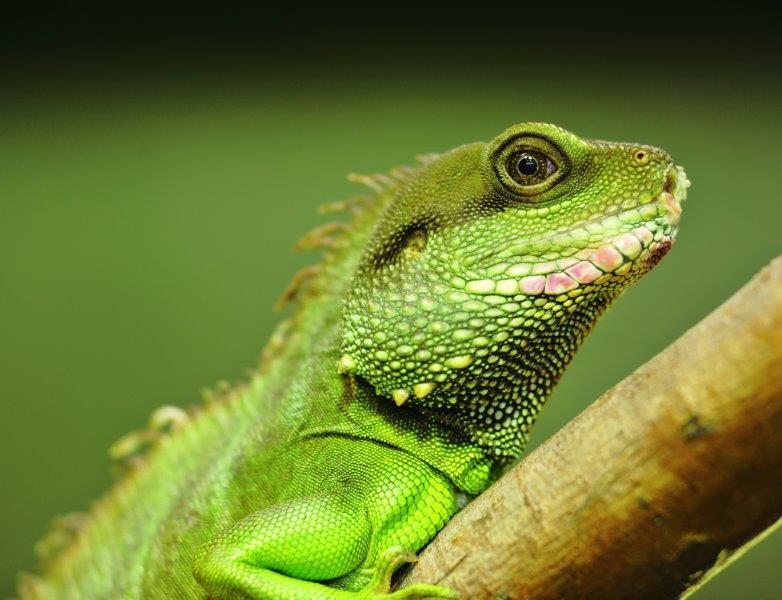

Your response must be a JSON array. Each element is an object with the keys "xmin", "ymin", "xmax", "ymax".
[
  {"xmin": 517, "ymin": 155, "xmax": 539, "ymax": 176},
  {"xmin": 505, "ymin": 148, "xmax": 559, "ymax": 189}
]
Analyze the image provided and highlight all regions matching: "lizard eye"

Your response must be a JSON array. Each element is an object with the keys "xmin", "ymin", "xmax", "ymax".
[
  {"xmin": 508, "ymin": 151, "xmax": 557, "ymax": 186},
  {"xmin": 493, "ymin": 134, "xmax": 569, "ymax": 199}
]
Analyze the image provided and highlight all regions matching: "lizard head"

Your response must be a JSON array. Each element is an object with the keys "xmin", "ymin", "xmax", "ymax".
[{"xmin": 340, "ymin": 122, "xmax": 689, "ymax": 453}]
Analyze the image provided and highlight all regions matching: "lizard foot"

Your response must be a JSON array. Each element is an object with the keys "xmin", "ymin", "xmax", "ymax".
[{"xmin": 361, "ymin": 546, "xmax": 458, "ymax": 599}]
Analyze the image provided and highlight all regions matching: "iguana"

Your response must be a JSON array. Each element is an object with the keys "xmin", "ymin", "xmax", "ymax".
[{"xmin": 19, "ymin": 123, "xmax": 689, "ymax": 599}]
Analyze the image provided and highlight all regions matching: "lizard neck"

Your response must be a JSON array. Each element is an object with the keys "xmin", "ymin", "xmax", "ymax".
[
  {"xmin": 301, "ymin": 289, "xmax": 615, "ymax": 494},
  {"xmin": 347, "ymin": 377, "xmax": 497, "ymax": 494},
  {"xmin": 294, "ymin": 343, "xmax": 496, "ymax": 495}
]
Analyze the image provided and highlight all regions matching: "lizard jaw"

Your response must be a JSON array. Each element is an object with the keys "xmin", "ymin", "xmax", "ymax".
[
  {"xmin": 463, "ymin": 219, "xmax": 674, "ymax": 299},
  {"xmin": 466, "ymin": 164, "xmax": 689, "ymax": 298}
]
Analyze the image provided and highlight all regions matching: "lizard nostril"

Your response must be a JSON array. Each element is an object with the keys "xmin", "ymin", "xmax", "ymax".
[{"xmin": 632, "ymin": 147, "xmax": 651, "ymax": 166}]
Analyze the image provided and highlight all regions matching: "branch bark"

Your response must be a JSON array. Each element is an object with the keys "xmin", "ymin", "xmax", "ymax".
[{"xmin": 400, "ymin": 255, "xmax": 782, "ymax": 599}]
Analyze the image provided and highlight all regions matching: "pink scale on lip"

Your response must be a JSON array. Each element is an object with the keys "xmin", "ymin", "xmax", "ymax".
[
  {"xmin": 632, "ymin": 226, "xmax": 654, "ymax": 245},
  {"xmin": 589, "ymin": 246, "xmax": 624, "ymax": 272},
  {"xmin": 565, "ymin": 261, "xmax": 603, "ymax": 284},
  {"xmin": 544, "ymin": 272, "xmax": 578, "ymax": 295},
  {"xmin": 519, "ymin": 275, "xmax": 546, "ymax": 295},
  {"xmin": 613, "ymin": 233, "xmax": 642, "ymax": 259}
]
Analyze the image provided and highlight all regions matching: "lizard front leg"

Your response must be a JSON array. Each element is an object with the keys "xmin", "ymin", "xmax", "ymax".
[
  {"xmin": 193, "ymin": 492, "xmax": 457, "ymax": 600},
  {"xmin": 193, "ymin": 495, "xmax": 366, "ymax": 599}
]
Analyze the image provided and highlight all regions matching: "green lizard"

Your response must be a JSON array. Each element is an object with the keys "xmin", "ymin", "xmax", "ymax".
[{"xmin": 19, "ymin": 122, "xmax": 688, "ymax": 599}]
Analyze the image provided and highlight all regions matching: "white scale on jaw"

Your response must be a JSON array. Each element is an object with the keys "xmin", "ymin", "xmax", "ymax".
[
  {"xmin": 462, "ymin": 226, "xmax": 668, "ymax": 297},
  {"xmin": 461, "ymin": 191, "xmax": 682, "ymax": 298}
]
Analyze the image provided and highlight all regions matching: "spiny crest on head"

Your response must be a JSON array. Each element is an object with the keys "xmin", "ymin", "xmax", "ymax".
[{"xmin": 275, "ymin": 155, "xmax": 438, "ymax": 312}]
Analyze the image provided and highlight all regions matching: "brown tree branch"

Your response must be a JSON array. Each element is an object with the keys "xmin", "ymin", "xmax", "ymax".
[{"xmin": 400, "ymin": 255, "xmax": 782, "ymax": 599}]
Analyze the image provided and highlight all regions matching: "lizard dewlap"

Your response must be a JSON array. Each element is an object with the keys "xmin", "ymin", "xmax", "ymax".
[{"xmin": 20, "ymin": 122, "xmax": 687, "ymax": 600}]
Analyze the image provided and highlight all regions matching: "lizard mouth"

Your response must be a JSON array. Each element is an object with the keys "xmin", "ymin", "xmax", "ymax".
[
  {"xmin": 465, "ymin": 166, "xmax": 689, "ymax": 297},
  {"xmin": 534, "ymin": 164, "xmax": 687, "ymax": 243},
  {"xmin": 658, "ymin": 164, "xmax": 687, "ymax": 225}
]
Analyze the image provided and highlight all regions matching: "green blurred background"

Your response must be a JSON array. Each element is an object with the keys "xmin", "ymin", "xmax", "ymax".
[{"xmin": 1, "ymin": 8, "xmax": 780, "ymax": 598}]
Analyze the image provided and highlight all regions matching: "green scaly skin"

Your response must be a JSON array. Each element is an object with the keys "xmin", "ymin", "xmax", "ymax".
[{"xmin": 19, "ymin": 123, "xmax": 688, "ymax": 599}]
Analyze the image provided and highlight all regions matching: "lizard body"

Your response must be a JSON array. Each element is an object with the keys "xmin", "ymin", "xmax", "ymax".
[{"xmin": 19, "ymin": 123, "xmax": 688, "ymax": 599}]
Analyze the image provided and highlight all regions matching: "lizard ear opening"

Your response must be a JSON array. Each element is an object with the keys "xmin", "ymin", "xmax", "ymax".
[
  {"xmin": 371, "ymin": 223, "xmax": 429, "ymax": 269},
  {"xmin": 402, "ymin": 228, "xmax": 427, "ymax": 256}
]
